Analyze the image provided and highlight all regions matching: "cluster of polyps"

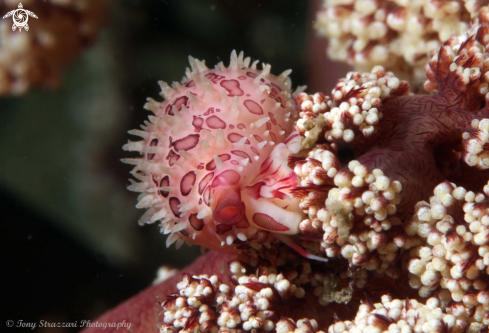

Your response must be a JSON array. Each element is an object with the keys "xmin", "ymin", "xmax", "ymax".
[
  {"xmin": 295, "ymin": 65, "xmax": 410, "ymax": 150},
  {"xmin": 294, "ymin": 156, "xmax": 406, "ymax": 277},
  {"xmin": 159, "ymin": 245, "xmax": 352, "ymax": 333},
  {"xmin": 327, "ymin": 296, "xmax": 486, "ymax": 333},
  {"xmin": 315, "ymin": 0, "xmax": 482, "ymax": 87},
  {"xmin": 463, "ymin": 119, "xmax": 489, "ymax": 169},
  {"xmin": 290, "ymin": 67, "xmax": 413, "ymax": 278},
  {"xmin": 407, "ymin": 181, "xmax": 489, "ymax": 324},
  {"xmin": 424, "ymin": 7, "xmax": 489, "ymax": 101},
  {"xmin": 422, "ymin": 8, "xmax": 489, "ymax": 170},
  {"xmin": 123, "ymin": 51, "xmax": 305, "ymax": 252}
]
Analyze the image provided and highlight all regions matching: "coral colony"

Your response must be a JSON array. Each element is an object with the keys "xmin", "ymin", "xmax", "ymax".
[
  {"xmin": 123, "ymin": 4, "xmax": 489, "ymax": 333},
  {"xmin": 315, "ymin": 0, "xmax": 485, "ymax": 88}
]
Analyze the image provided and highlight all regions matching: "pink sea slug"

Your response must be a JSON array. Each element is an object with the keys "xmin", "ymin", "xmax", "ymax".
[{"xmin": 123, "ymin": 50, "xmax": 305, "ymax": 253}]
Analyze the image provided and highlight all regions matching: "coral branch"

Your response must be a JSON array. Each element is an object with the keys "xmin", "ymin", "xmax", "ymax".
[
  {"xmin": 425, "ymin": 7, "xmax": 489, "ymax": 110},
  {"xmin": 295, "ymin": 67, "xmax": 410, "ymax": 150},
  {"xmin": 315, "ymin": 0, "xmax": 484, "ymax": 88},
  {"xmin": 407, "ymin": 180, "xmax": 489, "ymax": 323}
]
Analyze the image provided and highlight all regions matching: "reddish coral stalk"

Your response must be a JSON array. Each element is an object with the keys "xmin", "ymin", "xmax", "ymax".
[{"xmin": 81, "ymin": 252, "xmax": 237, "ymax": 333}]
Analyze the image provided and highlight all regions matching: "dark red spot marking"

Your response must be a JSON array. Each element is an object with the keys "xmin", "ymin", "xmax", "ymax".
[
  {"xmin": 261, "ymin": 99, "xmax": 266, "ymax": 104},
  {"xmin": 166, "ymin": 150, "xmax": 180, "ymax": 166},
  {"xmin": 192, "ymin": 116, "xmax": 204, "ymax": 132},
  {"xmin": 252, "ymin": 213, "xmax": 290, "ymax": 232},
  {"xmin": 172, "ymin": 134, "xmax": 200, "ymax": 151},
  {"xmin": 198, "ymin": 198, "xmax": 202, "ymax": 205},
  {"xmin": 253, "ymin": 134, "xmax": 264, "ymax": 142},
  {"xmin": 203, "ymin": 186, "xmax": 211, "ymax": 206},
  {"xmin": 237, "ymin": 123, "xmax": 246, "ymax": 130},
  {"xmin": 165, "ymin": 96, "xmax": 189, "ymax": 115},
  {"xmin": 229, "ymin": 124, "xmax": 235, "ymax": 129},
  {"xmin": 206, "ymin": 154, "xmax": 231, "ymax": 171},
  {"xmin": 251, "ymin": 146, "xmax": 260, "ymax": 156},
  {"xmin": 270, "ymin": 132, "xmax": 276, "ymax": 142},
  {"xmin": 230, "ymin": 160, "xmax": 239, "ymax": 165},
  {"xmin": 159, "ymin": 176, "xmax": 170, "ymax": 197},
  {"xmin": 205, "ymin": 72, "xmax": 223, "ymax": 84},
  {"xmin": 152, "ymin": 175, "xmax": 159, "ymax": 186},
  {"xmin": 197, "ymin": 164, "xmax": 204, "ymax": 170},
  {"xmin": 216, "ymin": 224, "xmax": 232, "ymax": 235},
  {"xmin": 258, "ymin": 156, "xmax": 273, "ymax": 176},
  {"xmin": 238, "ymin": 76, "xmax": 247, "ymax": 80},
  {"xmin": 268, "ymin": 112, "xmax": 277, "ymax": 125},
  {"xmin": 231, "ymin": 150, "xmax": 252, "ymax": 163},
  {"xmin": 220, "ymin": 79, "xmax": 244, "ymax": 96},
  {"xmin": 180, "ymin": 229, "xmax": 189, "ymax": 237},
  {"xmin": 246, "ymin": 94, "xmax": 251, "ymax": 97},
  {"xmin": 169, "ymin": 197, "xmax": 181, "ymax": 217},
  {"xmin": 244, "ymin": 99, "xmax": 263, "ymax": 115},
  {"xmin": 266, "ymin": 122, "xmax": 271, "ymax": 130},
  {"xmin": 270, "ymin": 82, "xmax": 282, "ymax": 91},
  {"xmin": 269, "ymin": 91, "xmax": 284, "ymax": 107},
  {"xmin": 147, "ymin": 138, "xmax": 158, "ymax": 160},
  {"xmin": 227, "ymin": 133, "xmax": 250, "ymax": 144},
  {"xmin": 216, "ymin": 108, "xmax": 220, "ymax": 112},
  {"xmin": 206, "ymin": 115, "xmax": 226, "ymax": 129},
  {"xmin": 246, "ymin": 72, "xmax": 258, "ymax": 78},
  {"xmin": 189, "ymin": 214, "xmax": 204, "ymax": 231},
  {"xmin": 199, "ymin": 172, "xmax": 214, "ymax": 194},
  {"xmin": 181, "ymin": 171, "xmax": 196, "ymax": 196},
  {"xmin": 203, "ymin": 107, "xmax": 214, "ymax": 116},
  {"xmin": 185, "ymin": 80, "xmax": 195, "ymax": 87}
]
